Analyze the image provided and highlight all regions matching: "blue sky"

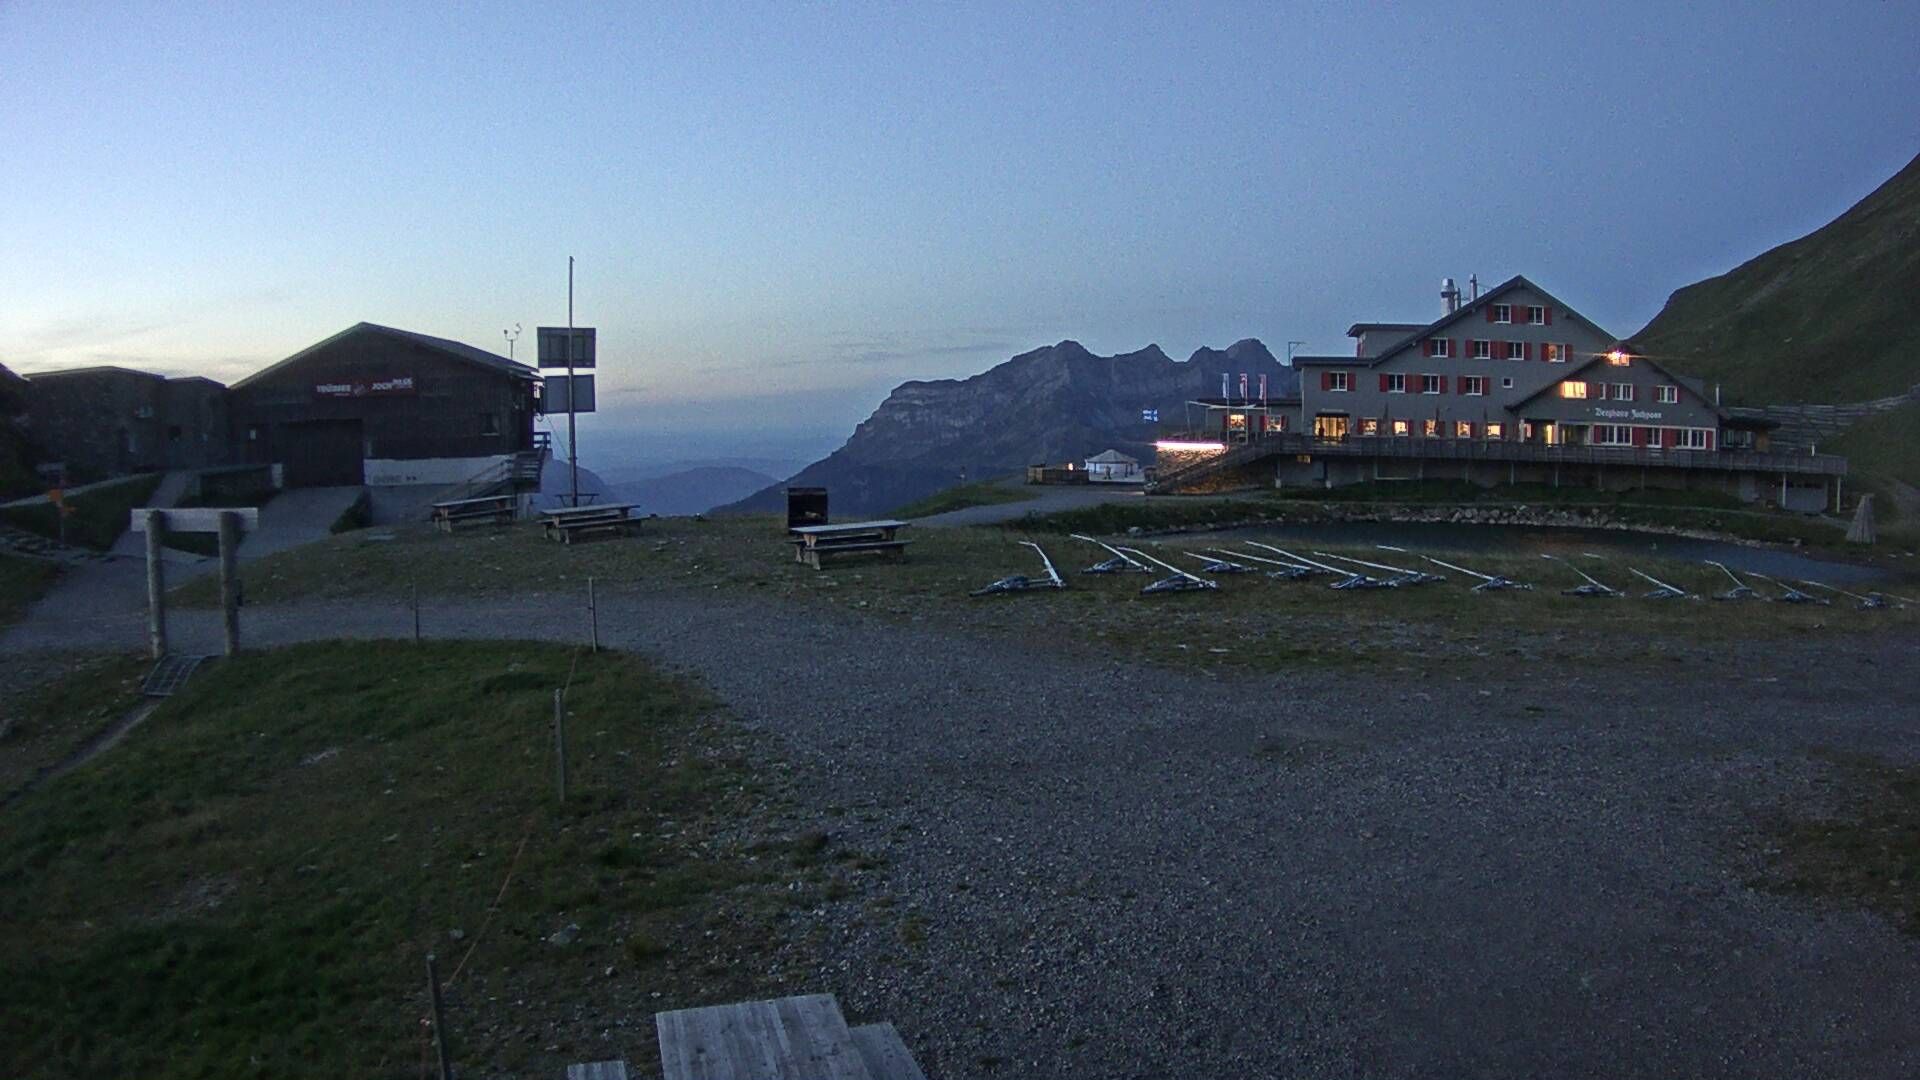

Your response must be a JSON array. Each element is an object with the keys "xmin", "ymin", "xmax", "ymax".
[{"xmin": 4, "ymin": 1, "xmax": 1917, "ymax": 463}]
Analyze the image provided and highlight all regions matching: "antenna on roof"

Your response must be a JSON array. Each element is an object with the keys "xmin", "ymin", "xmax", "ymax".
[
  {"xmin": 503, "ymin": 323, "xmax": 521, "ymax": 362},
  {"xmin": 1285, "ymin": 341, "xmax": 1305, "ymax": 365}
]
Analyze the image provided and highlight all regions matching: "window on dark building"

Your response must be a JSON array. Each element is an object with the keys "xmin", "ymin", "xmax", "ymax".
[{"xmin": 481, "ymin": 413, "xmax": 500, "ymax": 435}]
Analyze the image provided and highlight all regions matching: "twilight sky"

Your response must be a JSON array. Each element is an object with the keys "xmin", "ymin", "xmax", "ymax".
[{"xmin": 4, "ymin": 1, "xmax": 1917, "ymax": 464}]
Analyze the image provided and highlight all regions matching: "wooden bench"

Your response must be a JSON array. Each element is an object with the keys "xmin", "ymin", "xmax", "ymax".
[
  {"xmin": 788, "ymin": 520, "xmax": 911, "ymax": 570},
  {"xmin": 541, "ymin": 502, "xmax": 639, "ymax": 545},
  {"xmin": 431, "ymin": 494, "xmax": 517, "ymax": 532}
]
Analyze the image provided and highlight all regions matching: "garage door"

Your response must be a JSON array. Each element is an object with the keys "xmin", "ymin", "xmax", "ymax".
[{"xmin": 281, "ymin": 420, "xmax": 364, "ymax": 486}]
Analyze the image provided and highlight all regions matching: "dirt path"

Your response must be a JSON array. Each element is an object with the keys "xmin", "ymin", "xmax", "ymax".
[
  {"xmin": 1, "ymin": 698, "xmax": 161, "ymax": 809},
  {"xmin": 5, "ymin": 582, "xmax": 1919, "ymax": 1078}
]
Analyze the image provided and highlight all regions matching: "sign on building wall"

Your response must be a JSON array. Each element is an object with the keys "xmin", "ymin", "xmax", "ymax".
[
  {"xmin": 313, "ymin": 376, "xmax": 416, "ymax": 398},
  {"xmin": 540, "ymin": 373, "xmax": 596, "ymax": 413},
  {"xmin": 536, "ymin": 327, "xmax": 596, "ymax": 369}
]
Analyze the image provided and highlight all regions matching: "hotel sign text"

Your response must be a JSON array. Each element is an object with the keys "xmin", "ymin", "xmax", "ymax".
[
  {"xmin": 314, "ymin": 376, "xmax": 417, "ymax": 398},
  {"xmin": 1592, "ymin": 406, "xmax": 1664, "ymax": 422}
]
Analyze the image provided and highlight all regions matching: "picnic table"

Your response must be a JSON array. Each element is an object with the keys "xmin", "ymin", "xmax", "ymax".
[
  {"xmin": 431, "ymin": 494, "xmax": 518, "ymax": 532},
  {"xmin": 788, "ymin": 519, "xmax": 911, "ymax": 570},
  {"xmin": 541, "ymin": 502, "xmax": 640, "ymax": 544}
]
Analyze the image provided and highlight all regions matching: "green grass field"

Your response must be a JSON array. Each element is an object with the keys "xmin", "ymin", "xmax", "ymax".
[
  {"xmin": 0, "ymin": 552, "xmax": 60, "ymax": 627},
  {"xmin": 172, "ymin": 514, "xmax": 1916, "ymax": 677},
  {"xmin": 0, "ymin": 473, "xmax": 163, "ymax": 551},
  {"xmin": 0, "ymin": 653, "xmax": 148, "ymax": 798},
  {"xmin": 0, "ymin": 641, "xmax": 855, "ymax": 1080},
  {"xmin": 889, "ymin": 477, "xmax": 1037, "ymax": 518}
]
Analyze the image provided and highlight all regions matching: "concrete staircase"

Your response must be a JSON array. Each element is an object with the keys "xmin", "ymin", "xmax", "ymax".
[{"xmin": 644, "ymin": 993, "xmax": 927, "ymax": 1080}]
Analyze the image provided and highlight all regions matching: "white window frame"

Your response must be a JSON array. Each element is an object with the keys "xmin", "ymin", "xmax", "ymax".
[
  {"xmin": 1329, "ymin": 371, "xmax": 1350, "ymax": 392},
  {"xmin": 1551, "ymin": 343, "xmax": 1570, "ymax": 363},
  {"xmin": 1560, "ymin": 381, "xmax": 1588, "ymax": 400},
  {"xmin": 1454, "ymin": 420, "xmax": 1474, "ymax": 439},
  {"xmin": 1428, "ymin": 338, "xmax": 1451, "ymax": 358},
  {"xmin": 1422, "ymin": 418, "xmax": 1440, "ymax": 438},
  {"xmin": 1527, "ymin": 305, "xmax": 1545, "ymax": 325},
  {"xmin": 1420, "ymin": 374, "xmax": 1442, "ymax": 395},
  {"xmin": 1386, "ymin": 373, "xmax": 1406, "ymax": 394},
  {"xmin": 1391, "ymin": 418, "xmax": 1410, "ymax": 437},
  {"xmin": 1359, "ymin": 417, "xmax": 1380, "ymax": 436},
  {"xmin": 1592, "ymin": 424, "xmax": 1633, "ymax": 447},
  {"xmin": 1506, "ymin": 341, "xmax": 1525, "ymax": 360},
  {"xmin": 1471, "ymin": 339, "xmax": 1491, "ymax": 359},
  {"xmin": 1614, "ymin": 383, "xmax": 1634, "ymax": 401},
  {"xmin": 1656, "ymin": 385, "xmax": 1678, "ymax": 404},
  {"xmin": 1501, "ymin": 376, "xmax": 1514, "ymax": 389},
  {"xmin": 1677, "ymin": 428, "xmax": 1709, "ymax": 450},
  {"xmin": 1463, "ymin": 376, "xmax": 1486, "ymax": 396},
  {"xmin": 1491, "ymin": 303, "xmax": 1512, "ymax": 324}
]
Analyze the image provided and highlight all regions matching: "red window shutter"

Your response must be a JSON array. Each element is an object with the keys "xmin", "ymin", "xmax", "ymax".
[
  {"xmin": 1524, "ymin": 342, "xmax": 1533, "ymax": 360},
  {"xmin": 1706, "ymin": 430, "xmax": 1715, "ymax": 451},
  {"xmin": 1379, "ymin": 373, "xmax": 1390, "ymax": 392},
  {"xmin": 1320, "ymin": 371, "xmax": 1332, "ymax": 391},
  {"xmin": 1486, "ymin": 305, "xmax": 1496, "ymax": 323},
  {"xmin": 1422, "ymin": 339, "xmax": 1432, "ymax": 357},
  {"xmin": 1452, "ymin": 338, "xmax": 1461, "ymax": 359},
  {"xmin": 1544, "ymin": 306, "xmax": 1554, "ymax": 325}
]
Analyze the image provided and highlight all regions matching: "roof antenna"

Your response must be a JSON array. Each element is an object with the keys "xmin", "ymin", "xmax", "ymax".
[{"xmin": 1285, "ymin": 341, "xmax": 1305, "ymax": 366}]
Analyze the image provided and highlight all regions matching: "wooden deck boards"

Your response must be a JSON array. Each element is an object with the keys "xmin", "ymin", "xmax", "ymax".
[{"xmin": 656, "ymin": 993, "xmax": 874, "ymax": 1080}]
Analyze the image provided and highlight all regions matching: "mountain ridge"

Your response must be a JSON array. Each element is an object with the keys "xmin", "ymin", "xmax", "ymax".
[{"xmin": 718, "ymin": 339, "xmax": 1296, "ymax": 516}]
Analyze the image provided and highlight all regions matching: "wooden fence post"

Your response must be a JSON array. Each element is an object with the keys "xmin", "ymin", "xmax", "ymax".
[
  {"xmin": 217, "ymin": 511, "xmax": 241, "ymax": 656},
  {"xmin": 412, "ymin": 580, "xmax": 421, "ymax": 643},
  {"xmin": 587, "ymin": 576, "xmax": 598, "ymax": 653},
  {"xmin": 553, "ymin": 688, "xmax": 567, "ymax": 804},
  {"xmin": 144, "ymin": 509, "xmax": 167, "ymax": 659}
]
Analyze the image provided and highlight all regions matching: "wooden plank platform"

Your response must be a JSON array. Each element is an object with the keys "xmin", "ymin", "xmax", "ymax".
[
  {"xmin": 656, "ymin": 994, "xmax": 873, "ymax": 1080},
  {"xmin": 849, "ymin": 1022, "xmax": 929, "ymax": 1080}
]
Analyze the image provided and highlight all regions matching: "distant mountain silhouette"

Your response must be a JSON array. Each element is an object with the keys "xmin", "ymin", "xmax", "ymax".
[
  {"xmin": 616, "ymin": 465, "xmax": 778, "ymax": 516},
  {"xmin": 718, "ymin": 339, "xmax": 1297, "ymax": 517}
]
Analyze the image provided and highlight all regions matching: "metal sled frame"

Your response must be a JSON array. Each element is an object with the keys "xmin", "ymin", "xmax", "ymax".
[
  {"xmin": 1071, "ymin": 533, "xmax": 1153, "ymax": 575},
  {"xmin": 1705, "ymin": 560, "xmax": 1762, "ymax": 601},
  {"xmin": 1542, "ymin": 554, "xmax": 1621, "ymax": 598},
  {"xmin": 1747, "ymin": 571, "xmax": 1828, "ymax": 605},
  {"xmin": 1420, "ymin": 555, "xmax": 1532, "ymax": 592},
  {"xmin": 1796, "ymin": 578, "xmax": 1904, "ymax": 610},
  {"xmin": 1313, "ymin": 551, "xmax": 1446, "ymax": 587},
  {"xmin": 1212, "ymin": 548, "xmax": 1319, "ymax": 581},
  {"xmin": 970, "ymin": 541, "xmax": 1068, "ymax": 597},
  {"xmin": 1251, "ymin": 545, "xmax": 1391, "ymax": 589},
  {"xmin": 1183, "ymin": 552, "xmax": 1257, "ymax": 575},
  {"xmin": 1627, "ymin": 567, "xmax": 1691, "ymax": 600},
  {"xmin": 1119, "ymin": 547, "xmax": 1219, "ymax": 594}
]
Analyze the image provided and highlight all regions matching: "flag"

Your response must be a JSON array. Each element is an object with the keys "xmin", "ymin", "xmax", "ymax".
[{"xmin": 1239, "ymin": 373, "xmax": 1248, "ymax": 400}]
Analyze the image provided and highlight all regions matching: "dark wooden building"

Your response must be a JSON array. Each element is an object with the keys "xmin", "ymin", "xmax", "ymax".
[
  {"xmin": 227, "ymin": 323, "xmax": 540, "ymax": 487},
  {"xmin": 21, "ymin": 366, "xmax": 229, "ymax": 481}
]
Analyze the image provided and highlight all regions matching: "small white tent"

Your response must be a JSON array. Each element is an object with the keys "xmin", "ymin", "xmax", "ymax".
[{"xmin": 1083, "ymin": 449, "xmax": 1143, "ymax": 483}]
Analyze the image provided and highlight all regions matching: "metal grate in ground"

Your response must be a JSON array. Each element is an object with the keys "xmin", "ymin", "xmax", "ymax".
[{"xmin": 142, "ymin": 654, "xmax": 206, "ymax": 698}]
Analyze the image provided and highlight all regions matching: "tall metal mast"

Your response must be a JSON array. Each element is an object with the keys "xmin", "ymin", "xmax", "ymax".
[{"xmin": 567, "ymin": 256, "xmax": 578, "ymax": 507}]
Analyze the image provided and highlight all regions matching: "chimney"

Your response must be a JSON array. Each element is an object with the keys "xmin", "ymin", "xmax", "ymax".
[
  {"xmin": 1441, "ymin": 277, "xmax": 1460, "ymax": 314},
  {"xmin": 1468, "ymin": 274, "xmax": 1480, "ymax": 301}
]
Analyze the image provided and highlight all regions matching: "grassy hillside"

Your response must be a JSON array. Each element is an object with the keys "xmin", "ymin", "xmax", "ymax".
[
  {"xmin": 0, "ymin": 473, "xmax": 162, "ymax": 550},
  {"xmin": 0, "ymin": 641, "xmax": 839, "ymax": 1079},
  {"xmin": 1630, "ymin": 151, "xmax": 1920, "ymax": 405},
  {"xmin": 1827, "ymin": 400, "xmax": 1920, "ymax": 527}
]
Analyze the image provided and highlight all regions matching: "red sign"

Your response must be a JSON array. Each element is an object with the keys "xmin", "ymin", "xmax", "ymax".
[{"xmin": 314, "ymin": 376, "xmax": 416, "ymax": 398}]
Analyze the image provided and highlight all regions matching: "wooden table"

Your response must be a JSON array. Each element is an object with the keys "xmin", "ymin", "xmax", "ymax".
[
  {"xmin": 540, "ymin": 502, "xmax": 640, "ymax": 544},
  {"xmin": 787, "ymin": 519, "xmax": 911, "ymax": 570},
  {"xmin": 431, "ymin": 494, "xmax": 517, "ymax": 532}
]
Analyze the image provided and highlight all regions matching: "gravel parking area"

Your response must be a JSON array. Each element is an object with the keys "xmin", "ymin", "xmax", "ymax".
[{"xmin": 5, "ymin": 582, "xmax": 1919, "ymax": 1078}]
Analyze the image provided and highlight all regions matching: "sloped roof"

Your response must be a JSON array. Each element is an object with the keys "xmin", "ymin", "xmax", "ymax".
[
  {"xmin": 22, "ymin": 364, "xmax": 167, "ymax": 382},
  {"xmin": 1084, "ymin": 449, "xmax": 1139, "ymax": 464},
  {"xmin": 1506, "ymin": 350, "xmax": 1726, "ymax": 418},
  {"xmin": 230, "ymin": 322, "xmax": 537, "ymax": 390},
  {"xmin": 1358, "ymin": 276, "xmax": 1619, "ymax": 369}
]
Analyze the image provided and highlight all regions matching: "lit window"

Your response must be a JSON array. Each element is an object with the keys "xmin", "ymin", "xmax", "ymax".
[
  {"xmin": 1428, "ymin": 338, "xmax": 1451, "ymax": 358},
  {"xmin": 1527, "ymin": 306, "xmax": 1545, "ymax": 325},
  {"xmin": 1421, "ymin": 374, "xmax": 1443, "ymax": 394},
  {"xmin": 1360, "ymin": 417, "xmax": 1380, "ymax": 436},
  {"xmin": 1314, "ymin": 415, "xmax": 1350, "ymax": 439},
  {"xmin": 1462, "ymin": 376, "xmax": 1486, "ymax": 396},
  {"xmin": 1560, "ymin": 381, "xmax": 1588, "ymax": 399},
  {"xmin": 1614, "ymin": 383, "xmax": 1634, "ymax": 401},
  {"xmin": 1492, "ymin": 304, "xmax": 1512, "ymax": 324},
  {"xmin": 1471, "ymin": 339, "xmax": 1491, "ymax": 359},
  {"xmin": 1506, "ymin": 341, "xmax": 1526, "ymax": 360},
  {"xmin": 1387, "ymin": 373, "xmax": 1407, "ymax": 393},
  {"xmin": 1657, "ymin": 385, "xmax": 1678, "ymax": 403},
  {"xmin": 1486, "ymin": 422, "xmax": 1504, "ymax": 439},
  {"xmin": 1391, "ymin": 419, "xmax": 1409, "ymax": 436},
  {"xmin": 1606, "ymin": 349, "xmax": 1632, "ymax": 366},
  {"xmin": 1422, "ymin": 419, "xmax": 1439, "ymax": 437},
  {"xmin": 1329, "ymin": 371, "xmax": 1350, "ymax": 392},
  {"xmin": 1455, "ymin": 421, "xmax": 1473, "ymax": 438}
]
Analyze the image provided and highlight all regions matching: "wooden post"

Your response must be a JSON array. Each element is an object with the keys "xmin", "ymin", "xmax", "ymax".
[
  {"xmin": 217, "ymin": 511, "xmax": 241, "ymax": 657},
  {"xmin": 587, "ymin": 576, "xmax": 598, "ymax": 653},
  {"xmin": 426, "ymin": 953, "xmax": 453, "ymax": 1080},
  {"xmin": 553, "ymin": 688, "xmax": 567, "ymax": 804},
  {"xmin": 144, "ymin": 509, "xmax": 167, "ymax": 659},
  {"xmin": 412, "ymin": 580, "xmax": 421, "ymax": 644}
]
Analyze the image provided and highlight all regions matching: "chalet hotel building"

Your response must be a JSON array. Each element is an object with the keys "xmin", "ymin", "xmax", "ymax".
[{"xmin": 1159, "ymin": 275, "xmax": 1845, "ymax": 512}]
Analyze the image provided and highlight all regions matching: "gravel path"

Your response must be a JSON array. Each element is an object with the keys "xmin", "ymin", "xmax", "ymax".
[{"xmin": 6, "ymin": 583, "xmax": 1919, "ymax": 1078}]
